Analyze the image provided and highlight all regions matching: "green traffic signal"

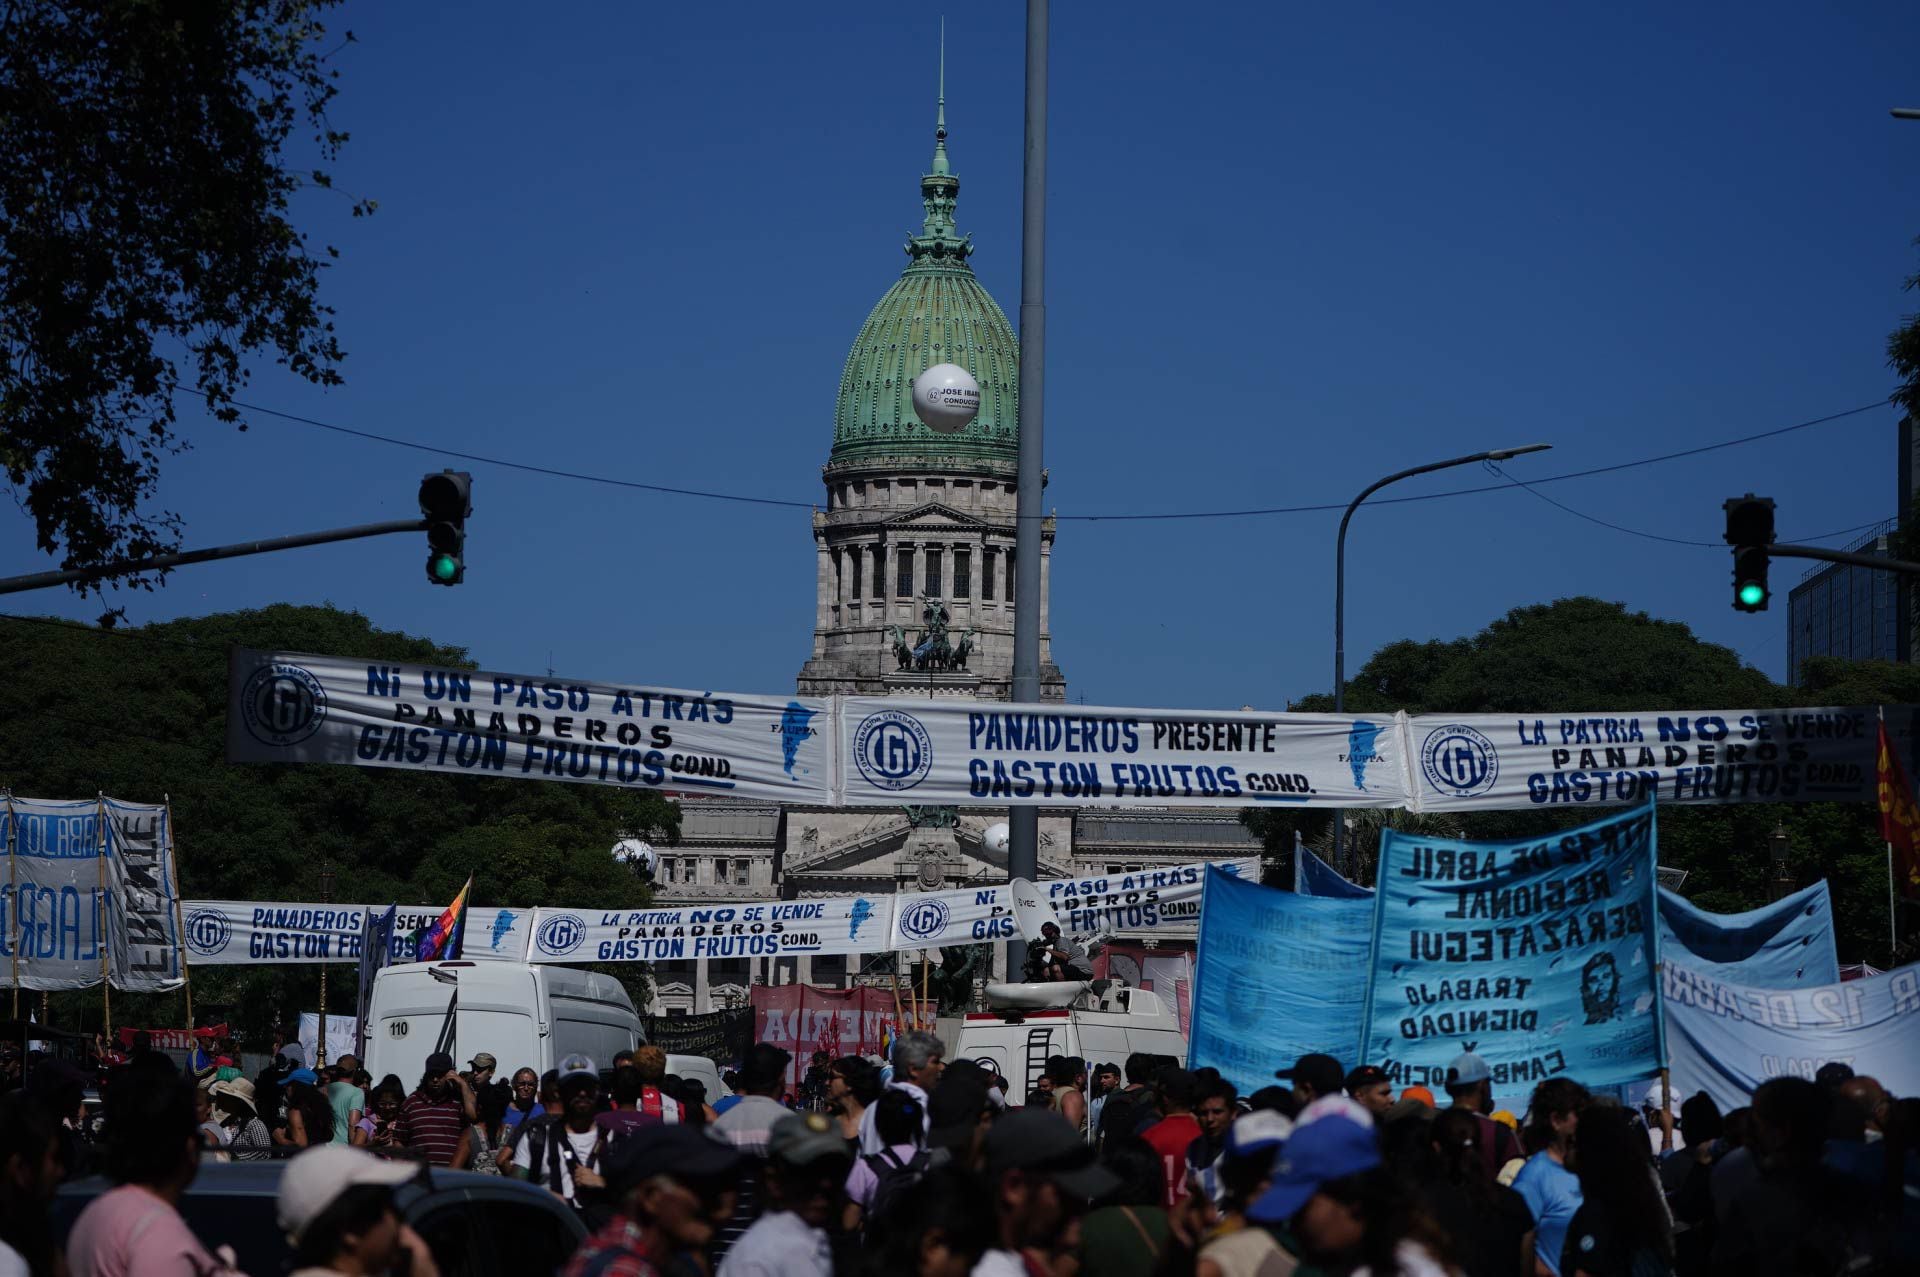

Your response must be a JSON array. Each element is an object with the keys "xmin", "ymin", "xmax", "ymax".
[
  {"xmin": 1737, "ymin": 581, "xmax": 1767, "ymax": 607},
  {"xmin": 418, "ymin": 470, "xmax": 472, "ymax": 587}
]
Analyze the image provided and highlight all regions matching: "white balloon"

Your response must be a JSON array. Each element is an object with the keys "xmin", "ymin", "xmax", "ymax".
[
  {"xmin": 982, "ymin": 822, "xmax": 1011, "ymax": 854},
  {"xmin": 911, "ymin": 363, "xmax": 981, "ymax": 434}
]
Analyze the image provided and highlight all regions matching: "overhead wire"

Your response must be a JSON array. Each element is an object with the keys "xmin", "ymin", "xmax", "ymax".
[{"xmin": 201, "ymin": 390, "xmax": 1891, "ymax": 525}]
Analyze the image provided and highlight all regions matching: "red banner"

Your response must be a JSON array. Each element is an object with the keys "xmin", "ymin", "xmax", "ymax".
[
  {"xmin": 1877, "ymin": 721, "xmax": 1920, "ymax": 902},
  {"xmin": 115, "ymin": 1025, "xmax": 228, "ymax": 1052},
  {"xmin": 750, "ymin": 986, "xmax": 912, "ymax": 1090}
]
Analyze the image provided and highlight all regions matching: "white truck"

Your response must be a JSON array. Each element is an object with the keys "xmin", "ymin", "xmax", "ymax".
[
  {"xmin": 364, "ymin": 960, "xmax": 644, "ymax": 1083},
  {"xmin": 951, "ymin": 979, "xmax": 1186, "ymax": 1101}
]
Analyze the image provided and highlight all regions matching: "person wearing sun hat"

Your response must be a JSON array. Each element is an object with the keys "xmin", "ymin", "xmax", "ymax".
[
  {"xmin": 1249, "ymin": 1098, "xmax": 1451, "ymax": 1276},
  {"xmin": 277, "ymin": 1143, "xmax": 436, "ymax": 1277}
]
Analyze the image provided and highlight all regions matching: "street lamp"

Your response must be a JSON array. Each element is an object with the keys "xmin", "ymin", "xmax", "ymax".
[
  {"xmin": 1331, "ymin": 443, "xmax": 1552, "ymax": 875},
  {"xmin": 1769, "ymin": 821, "xmax": 1791, "ymax": 901},
  {"xmin": 316, "ymin": 863, "xmax": 336, "ymax": 1068}
]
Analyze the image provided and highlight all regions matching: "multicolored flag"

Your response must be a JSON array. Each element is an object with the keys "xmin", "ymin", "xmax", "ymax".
[
  {"xmin": 415, "ymin": 877, "xmax": 471, "ymax": 961},
  {"xmin": 1878, "ymin": 722, "xmax": 1920, "ymax": 903}
]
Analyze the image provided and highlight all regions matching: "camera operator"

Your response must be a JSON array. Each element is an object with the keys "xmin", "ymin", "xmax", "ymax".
[{"xmin": 1023, "ymin": 923, "xmax": 1092, "ymax": 983}]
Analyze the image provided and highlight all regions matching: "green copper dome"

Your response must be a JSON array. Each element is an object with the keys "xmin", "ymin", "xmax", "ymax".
[{"xmin": 829, "ymin": 85, "xmax": 1018, "ymax": 476}]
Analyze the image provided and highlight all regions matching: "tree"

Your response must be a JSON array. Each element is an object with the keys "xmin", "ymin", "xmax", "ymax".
[
  {"xmin": 1249, "ymin": 597, "xmax": 1906, "ymax": 963},
  {"xmin": 1892, "ymin": 240, "xmax": 1920, "ymax": 423},
  {"xmin": 0, "ymin": 2, "xmax": 369, "ymax": 589},
  {"xmin": 0, "ymin": 605, "xmax": 677, "ymax": 1037}
]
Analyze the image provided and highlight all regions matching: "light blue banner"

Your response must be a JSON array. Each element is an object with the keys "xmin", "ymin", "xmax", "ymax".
[
  {"xmin": 1191, "ymin": 866, "xmax": 1371, "ymax": 1097},
  {"xmin": 1293, "ymin": 836, "xmax": 1373, "ymax": 899},
  {"xmin": 1362, "ymin": 802, "xmax": 1664, "ymax": 1092},
  {"xmin": 1664, "ymin": 961, "xmax": 1920, "ymax": 1115},
  {"xmin": 1657, "ymin": 880, "xmax": 1838, "ymax": 990}
]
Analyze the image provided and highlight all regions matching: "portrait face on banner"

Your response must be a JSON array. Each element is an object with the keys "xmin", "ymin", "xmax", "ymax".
[{"xmin": 1361, "ymin": 802, "xmax": 1665, "ymax": 1092}]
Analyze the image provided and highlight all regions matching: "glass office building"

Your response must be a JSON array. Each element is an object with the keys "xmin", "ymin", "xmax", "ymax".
[{"xmin": 1786, "ymin": 521, "xmax": 1906, "ymax": 683}]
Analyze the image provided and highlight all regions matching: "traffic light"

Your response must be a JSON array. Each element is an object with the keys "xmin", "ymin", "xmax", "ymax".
[
  {"xmin": 418, "ymin": 471, "xmax": 471, "ymax": 586},
  {"xmin": 1723, "ymin": 494, "xmax": 1774, "ymax": 612}
]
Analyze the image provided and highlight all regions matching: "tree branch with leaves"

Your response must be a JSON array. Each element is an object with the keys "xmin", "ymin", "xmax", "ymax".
[{"xmin": 0, "ymin": 0, "xmax": 370, "ymax": 591}]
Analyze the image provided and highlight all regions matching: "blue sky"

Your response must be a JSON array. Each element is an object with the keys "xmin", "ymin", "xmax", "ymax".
[{"xmin": 6, "ymin": 1, "xmax": 1920, "ymax": 707}]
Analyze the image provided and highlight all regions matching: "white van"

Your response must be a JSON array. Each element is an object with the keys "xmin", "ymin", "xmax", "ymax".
[
  {"xmin": 951, "ymin": 980, "xmax": 1186, "ymax": 1102},
  {"xmin": 365, "ymin": 961, "xmax": 643, "ymax": 1084}
]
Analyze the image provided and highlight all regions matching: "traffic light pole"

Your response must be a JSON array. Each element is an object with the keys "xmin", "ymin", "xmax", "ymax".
[
  {"xmin": 1765, "ymin": 542, "xmax": 1920, "ymax": 576},
  {"xmin": 0, "ymin": 518, "xmax": 428, "ymax": 597}
]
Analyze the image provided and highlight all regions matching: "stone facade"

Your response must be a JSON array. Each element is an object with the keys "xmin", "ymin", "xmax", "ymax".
[{"xmin": 644, "ymin": 88, "xmax": 1262, "ymax": 1015}]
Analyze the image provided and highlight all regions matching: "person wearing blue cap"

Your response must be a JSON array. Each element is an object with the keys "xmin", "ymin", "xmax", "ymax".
[{"xmin": 1246, "ymin": 1099, "xmax": 1452, "ymax": 1277}]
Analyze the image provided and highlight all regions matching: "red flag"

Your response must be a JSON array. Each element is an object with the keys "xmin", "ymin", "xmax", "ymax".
[{"xmin": 1876, "ymin": 722, "xmax": 1920, "ymax": 902}]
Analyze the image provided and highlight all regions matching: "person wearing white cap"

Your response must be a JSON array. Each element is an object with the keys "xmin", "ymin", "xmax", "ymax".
[{"xmin": 277, "ymin": 1145, "xmax": 438, "ymax": 1277}]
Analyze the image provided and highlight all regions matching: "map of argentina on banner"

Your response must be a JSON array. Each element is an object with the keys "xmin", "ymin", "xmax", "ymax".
[
  {"xmin": 1407, "ymin": 707, "xmax": 1909, "ymax": 812},
  {"xmin": 837, "ymin": 698, "xmax": 1411, "ymax": 809},
  {"xmin": 226, "ymin": 648, "xmax": 834, "ymax": 804},
  {"xmin": 1362, "ymin": 802, "xmax": 1664, "ymax": 1091}
]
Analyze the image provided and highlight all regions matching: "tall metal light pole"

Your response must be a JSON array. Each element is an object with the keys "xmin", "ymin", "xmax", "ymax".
[
  {"xmin": 316, "ymin": 863, "xmax": 336, "ymax": 1067},
  {"xmin": 1331, "ymin": 444, "xmax": 1551, "ymax": 875},
  {"xmin": 1007, "ymin": 0, "xmax": 1048, "ymax": 971}
]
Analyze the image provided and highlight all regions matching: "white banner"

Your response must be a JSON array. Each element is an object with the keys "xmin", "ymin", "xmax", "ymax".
[
  {"xmin": 884, "ymin": 858, "xmax": 1259, "ymax": 950},
  {"xmin": 1, "ymin": 797, "xmax": 185, "ymax": 992},
  {"xmin": 839, "ymin": 698, "xmax": 1410, "ymax": 809},
  {"xmin": 526, "ymin": 896, "xmax": 892, "ymax": 964},
  {"xmin": 181, "ymin": 902, "xmax": 530, "ymax": 966},
  {"xmin": 1406, "ymin": 707, "xmax": 1902, "ymax": 811},
  {"xmin": 225, "ymin": 648, "xmax": 834, "ymax": 804},
  {"xmin": 298, "ymin": 1012, "xmax": 360, "ymax": 1067}
]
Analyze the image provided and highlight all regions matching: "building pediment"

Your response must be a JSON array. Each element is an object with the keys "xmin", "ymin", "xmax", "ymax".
[{"xmin": 881, "ymin": 502, "xmax": 990, "ymax": 532}]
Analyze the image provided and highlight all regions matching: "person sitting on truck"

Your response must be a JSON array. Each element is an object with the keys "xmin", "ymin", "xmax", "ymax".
[
  {"xmin": 395, "ymin": 1051, "xmax": 471, "ymax": 1169},
  {"xmin": 1024, "ymin": 922, "xmax": 1093, "ymax": 983},
  {"xmin": 857, "ymin": 1031, "xmax": 944, "ymax": 1155}
]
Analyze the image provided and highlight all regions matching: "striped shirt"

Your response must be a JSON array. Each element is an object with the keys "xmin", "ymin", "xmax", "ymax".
[{"xmin": 396, "ymin": 1092, "xmax": 467, "ymax": 1166}]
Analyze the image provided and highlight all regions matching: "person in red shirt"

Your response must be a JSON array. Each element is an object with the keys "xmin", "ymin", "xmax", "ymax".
[{"xmin": 1139, "ymin": 1068, "xmax": 1204, "ymax": 1208}]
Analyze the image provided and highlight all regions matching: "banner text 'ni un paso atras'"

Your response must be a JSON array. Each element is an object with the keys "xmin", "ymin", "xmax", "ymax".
[
  {"xmin": 1362, "ymin": 802, "xmax": 1664, "ymax": 1092},
  {"xmin": 225, "ymin": 649, "xmax": 834, "ymax": 804},
  {"xmin": 882, "ymin": 858, "xmax": 1259, "ymax": 950},
  {"xmin": 838, "ymin": 698, "xmax": 1411, "ymax": 809},
  {"xmin": 1407, "ymin": 707, "xmax": 1900, "ymax": 811}
]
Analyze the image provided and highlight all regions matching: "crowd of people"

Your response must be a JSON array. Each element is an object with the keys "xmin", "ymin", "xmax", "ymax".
[{"xmin": 1, "ymin": 1027, "xmax": 1915, "ymax": 1276}]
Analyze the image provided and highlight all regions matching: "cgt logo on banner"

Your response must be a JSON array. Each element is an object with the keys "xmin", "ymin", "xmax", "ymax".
[
  {"xmin": 535, "ymin": 913, "xmax": 586, "ymax": 958},
  {"xmin": 852, "ymin": 709, "xmax": 934, "ymax": 792},
  {"xmin": 1361, "ymin": 801, "xmax": 1665, "ymax": 1092},
  {"xmin": 880, "ymin": 858, "xmax": 1257, "ymax": 950},
  {"xmin": 225, "ymin": 648, "xmax": 834, "ymax": 805}
]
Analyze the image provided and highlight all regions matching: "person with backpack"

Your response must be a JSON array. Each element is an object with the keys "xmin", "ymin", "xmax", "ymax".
[
  {"xmin": 842, "ymin": 1089, "xmax": 941, "ymax": 1234},
  {"xmin": 500, "ymin": 1055, "xmax": 615, "ymax": 1226}
]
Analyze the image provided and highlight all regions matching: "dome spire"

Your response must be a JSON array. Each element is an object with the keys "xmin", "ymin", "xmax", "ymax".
[
  {"xmin": 909, "ymin": 18, "xmax": 971, "ymax": 264},
  {"xmin": 931, "ymin": 18, "xmax": 950, "ymax": 177}
]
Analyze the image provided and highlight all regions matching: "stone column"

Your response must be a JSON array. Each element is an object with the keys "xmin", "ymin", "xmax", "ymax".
[
  {"xmin": 694, "ymin": 954, "xmax": 711, "ymax": 1014},
  {"xmin": 812, "ymin": 536, "xmax": 831, "ymax": 655},
  {"xmin": 1040, "ymin": 538, "xmax": 1053, "ymax": 638}
]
